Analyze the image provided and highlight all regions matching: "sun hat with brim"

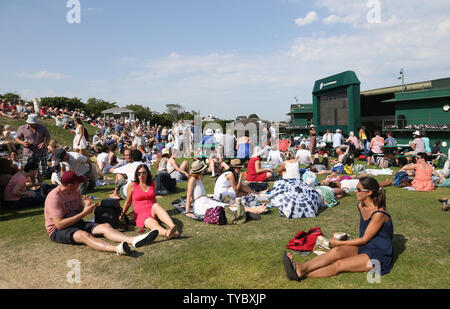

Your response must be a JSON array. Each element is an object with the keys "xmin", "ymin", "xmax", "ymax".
[
  {"xmin": 230, "ymin": 159, "xmax": 244, "ymax": 168},
  {"xmin": 162, "ymin": 148, "xmax": 171, "ymax": 156},
  {"xmin": 26, "ymin": 114, "xmax": 40, "ymax": 125},
  {"xmin": 191, "ymin": 160, "xmax": 207, "ymax": 174},
  {"xmin": 413, "ymin": 130, "xmax": 421, "ymax": 136},
  {"xmin": 205, "ymin": 128, "xmax": 214, "ymax": 136},
  {"xmin": 252, "ymin": 146, "xmax": 263, "ymax": 158},
  {"xmin": 61, "ymin": 171, "xmax": 87, "ymax": 185}
]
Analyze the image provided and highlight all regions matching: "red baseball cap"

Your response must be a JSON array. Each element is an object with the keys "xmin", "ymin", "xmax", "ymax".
[{"xmin": 61, "ymin": 171, "xmax": 87, "ymax": 185}]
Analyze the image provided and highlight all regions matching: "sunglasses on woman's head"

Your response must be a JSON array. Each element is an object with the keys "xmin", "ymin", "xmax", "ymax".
[{"xmin": 356, "ymin": 187, "xmax": 369, "ymax": 192}]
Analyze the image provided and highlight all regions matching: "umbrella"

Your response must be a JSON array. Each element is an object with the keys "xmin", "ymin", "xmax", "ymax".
[{"xmin": 269, "ymin": 178, "xmax": 324, "ymax": 218}]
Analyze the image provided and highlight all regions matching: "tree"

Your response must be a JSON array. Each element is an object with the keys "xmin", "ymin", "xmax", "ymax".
[
  {"xmin": 248, "ymin": 113, "xmax": 259, "ymax": 119},
  {"xmin": 0, "ymin": 92, "xmax": 21, "ymax": 103},
  {"xmin": 126, "ymin": 104, "xmax": 153, "ymax": 122},
  {"xmin": 85, "ymin": 97, "xmax": 118, "ymax": 116},
  {"xmin": 40, "ymin": 97, "xmax": 85, "ymax": 110},
  {"xmin": 165, "ymin": 104, "xmax": 185, "ymax": 123}
]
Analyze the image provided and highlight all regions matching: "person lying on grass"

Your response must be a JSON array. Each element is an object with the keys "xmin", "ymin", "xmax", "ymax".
[
  {"xmin": 44, "ymin": 171, "xmax": 158, "ymax": 255},
  {"xmin": 121, "ymin": 164, "xmax": 180, "ymax": 239},
  {"xmin": 283, "ymin": 176, "xmax": 394, "ymax": 281}
]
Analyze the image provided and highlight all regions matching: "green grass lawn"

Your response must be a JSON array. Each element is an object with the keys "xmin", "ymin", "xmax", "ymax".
[{"xmin": 0, "ymin": 117, "xmax": 449, "ymax": 289}]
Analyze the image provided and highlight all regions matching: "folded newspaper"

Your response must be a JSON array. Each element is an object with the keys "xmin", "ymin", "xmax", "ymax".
[{"xmin": 313, "ymin": 232, "xmax": 351, "ymax": 256}]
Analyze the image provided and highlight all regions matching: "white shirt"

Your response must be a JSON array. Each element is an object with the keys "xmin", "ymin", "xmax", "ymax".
[
  {"xmin": 67, "ymin": 152, "xmax": 90, "ymax": 176},
  {"xmin": 267, "ymin": 150, "xmax": 284, "ymax": 165},
  {"xmin": 295, "ymin": 149, "xmax": 312, "ymax": 165},
  {"xmin": 96, "ymin": 152, "xmax": 110, "ymax": 172},
  {"xmin": 333, "ymin": 133, "xmax": 343, "ymax": 148}
]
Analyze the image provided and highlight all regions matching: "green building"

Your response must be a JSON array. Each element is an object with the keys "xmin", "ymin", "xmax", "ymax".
[
  {"xmin": 286, "ymin": 103, "xmax": 313, "ymax": 137},
  {"xmin": 307, "ymin": 71, "xmax": 450, "ymax": 154},
  {"xmin": 312, "ymin": 71, "xmax": 361, "ymax": 135}
]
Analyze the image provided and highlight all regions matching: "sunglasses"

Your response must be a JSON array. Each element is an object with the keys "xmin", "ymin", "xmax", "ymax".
[
  {"xmin": 356, "ymin": 187, "xmax": 369, "ymax": 192},
  {"xmin": 137, "ymin": 171, "xmax": 148, "ymax": 176}
]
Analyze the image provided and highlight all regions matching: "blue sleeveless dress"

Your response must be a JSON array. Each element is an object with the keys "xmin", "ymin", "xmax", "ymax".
[
  {"xmin": 237, "ymin": 143, "xmax": 250, "ymax": 159},
  {"xmin": 357, "ymin": 206, "xmax": 394, "ymax": 276}
]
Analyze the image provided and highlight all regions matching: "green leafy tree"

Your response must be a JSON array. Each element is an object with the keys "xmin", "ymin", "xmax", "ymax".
[
  {"xmin": 85, "ymin": 97, "xmax": 118, "ymax": 116},
  {"xmin": 40, "ymin": 97, "xmax": 85, "ymax": 110},
  {"xmin": 126, "ymin": 104, "xmax": 153, "ymax": 122},
  {"xmin": 0, "ymin": 92, "xmax": 21, "ymax": 103},
  {"xmin": 248, "ymin": 113, "xmax": 259, "ymax": 119}
]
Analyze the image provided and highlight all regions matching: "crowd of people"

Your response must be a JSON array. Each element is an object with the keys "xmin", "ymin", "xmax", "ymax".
[{"xmin": 0, "ymin": 97, "xmax": 449, "ymax": 281}]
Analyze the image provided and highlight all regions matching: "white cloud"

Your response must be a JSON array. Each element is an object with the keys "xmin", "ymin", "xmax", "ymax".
[
  {"xmin": 437, "ymin": 19, "xmax": 450, "ymax": 36},
  {"xmin": 295, "ymin": 11, "xmax": 318, "ymax": 27},
  {"xmin": 18, "ymin": 70, "xmax": 71, "ymax": 80}
]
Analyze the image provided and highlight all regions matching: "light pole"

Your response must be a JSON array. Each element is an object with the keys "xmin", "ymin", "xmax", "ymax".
[{"xmin": 398, "ymin": 68, "xmax": 406, "ymax": 91}]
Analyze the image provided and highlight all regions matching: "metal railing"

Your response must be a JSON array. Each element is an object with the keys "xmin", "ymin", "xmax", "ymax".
[{"xmin": 382, "ymin": 118, "xmax": 450, "ymax": 131}]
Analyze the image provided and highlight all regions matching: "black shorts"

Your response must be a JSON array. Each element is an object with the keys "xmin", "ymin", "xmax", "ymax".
[{"xmin": 50, "ymin": 220, "xmax": 98, "ymax": 245}]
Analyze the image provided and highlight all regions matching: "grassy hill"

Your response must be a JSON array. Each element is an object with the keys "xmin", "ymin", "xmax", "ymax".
[{"xmin": 0, "ymin": 116, "xmax": 449, "ymax": 289}]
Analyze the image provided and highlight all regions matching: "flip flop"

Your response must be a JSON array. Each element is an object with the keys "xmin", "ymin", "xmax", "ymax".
[{"xmin": 282, "ymin": 251, "xmax": 301, "ymax": 282}]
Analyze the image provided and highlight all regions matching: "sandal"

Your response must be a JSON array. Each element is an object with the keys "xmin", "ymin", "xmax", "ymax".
[{"xmin": 282, "ymin": 251, "xmax": 301, "ymax": 282}]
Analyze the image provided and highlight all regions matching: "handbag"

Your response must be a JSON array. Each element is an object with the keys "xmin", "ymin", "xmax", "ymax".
[
  {"xmin": 95, "ymin": 198, "xmax": 130, "ymax": 232},
  {"xmin": 286, "ymin": 227, "xmax": 323, "ymax": 252},
  {"xmin": 203, "ymin": 206, "xmax": 227, "ymax": 225},
  {"xmin": 224, "ymin": 204, "xmax": 247, "ymax": 225}
]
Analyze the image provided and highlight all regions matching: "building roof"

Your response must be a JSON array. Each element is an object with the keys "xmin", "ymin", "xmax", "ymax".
[
  {"xmin": 382, "ymin": 87, "xmax": 450, "ymax": 103},
  {"xmin": 101, "ymin": 107, "xmax": 135, "ymax": 114}
]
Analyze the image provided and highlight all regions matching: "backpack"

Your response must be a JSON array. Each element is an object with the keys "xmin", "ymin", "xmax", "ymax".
[
  {"xmin": 342, "ymin": 153, "xmax": 354, "ymax": 166},
  {"xmin": 393, "ymin": 172, "xmax": 409, "ymax": 187},
  {"xmin": 95, "ymin": 198, "xmax": 129, "ymax": 231},
  {"xmin": 331, "ymin": 164, "xmax": 346, "ymax": 174},
  {"xmin": 353, "ymin": 164, "xmax": 366, "ymax": 174},
  {"xmin": 376, "ymin": 157, "xmax": 389, "ymax": 168},
  {"xmin": 203, "ymin": 206, "xmax": 227, "ymax": 225},
  {"xmin": 287, "ymin": 227, "xmax": 323, "ymax": 252}
]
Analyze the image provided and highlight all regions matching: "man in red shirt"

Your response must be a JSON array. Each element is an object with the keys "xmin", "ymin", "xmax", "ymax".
[{"xmin": 44, "ymin": 171, "xmax": 158, "ymax": 255}]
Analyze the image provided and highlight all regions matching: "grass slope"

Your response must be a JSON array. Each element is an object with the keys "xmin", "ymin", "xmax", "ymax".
[{"xmin": 0, "ymin": 117, "xmax": 449, "ymax": 289}]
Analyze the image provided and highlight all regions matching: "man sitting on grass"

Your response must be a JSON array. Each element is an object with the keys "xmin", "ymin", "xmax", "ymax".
[{"xmin": 44, "ymin": 171, "xmax": 158, "ymax": 255}]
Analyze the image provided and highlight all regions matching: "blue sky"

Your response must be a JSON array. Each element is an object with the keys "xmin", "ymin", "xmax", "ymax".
[{"xmin": 1, "ymin": 0, "xmax": 450, "ymax": 121}]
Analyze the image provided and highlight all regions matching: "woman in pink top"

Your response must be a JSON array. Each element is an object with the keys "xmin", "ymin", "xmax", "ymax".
[
  {"xmin": 3, "ymin": 162, "xmax": 47, "ymax": 208},
  {"xmin": 400, "ymin": 153, "xmax": 435, "ymax": 191},
  {"xmin": 367, "ymin": 131, "xmax": 385, "ymax": 166},
  {"xmin": 122, "ymin": 164, "xmax": 179, "ymax": 239}
]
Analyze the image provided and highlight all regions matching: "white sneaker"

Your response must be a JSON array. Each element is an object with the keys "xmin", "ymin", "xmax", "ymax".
[
  {"xmin": 132, "ymin": 230, "xmax": 159, "ymax": 248},
  {"xmin": 116, "ymin": 242, "xmax": 131, "ymax": 256}
]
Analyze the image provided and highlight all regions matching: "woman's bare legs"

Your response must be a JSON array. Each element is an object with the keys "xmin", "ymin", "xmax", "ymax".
[
  {"xmin": 287, "ymin": 245, "xmax": 371, "ymax": 279},
  {"xmin": 144, "ymin": 203, "xmax": 179, "ymax": 239}
]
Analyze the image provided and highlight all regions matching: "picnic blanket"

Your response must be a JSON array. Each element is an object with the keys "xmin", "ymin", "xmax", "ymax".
[{"xmin": 171, "ymin": 198, "xmax": 203, "ymax": 220}]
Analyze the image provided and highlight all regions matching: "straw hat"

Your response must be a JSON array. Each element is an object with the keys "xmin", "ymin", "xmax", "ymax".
[
  {"xmin": 162, "ymin": 148, "xmax": 171, "ymax": 156},
  {"xmin": 191, "ymin": 160, "xmax": 207, "ymax": 174},
  {"xmin": 205, "ymin": 128, "xmax": 214, "ymax": 136},
  {"xmin": 229, "ymin": 159, "xmax": 244, "ymax": 168}
]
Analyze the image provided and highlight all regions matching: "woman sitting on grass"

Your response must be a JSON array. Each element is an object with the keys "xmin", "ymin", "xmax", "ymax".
[
  {"xmin": 283, "ymin": 176, "xmax": 394, "ymax": 281},
  {"xmin": 399, "ymin": 152, "xmax": 435, "ymax": 191},
  {"xmin": 245, "ymin": 146, "xmax": 274, "ymax": 182},
  {"xmin": 213, "ymin": 159, "xmax": 256, "ymax": 201},
  {"xmin": 121, "ymin": 163, "xmax": 179, "ymax": 239},
  {"xmin": 184, "ymin": 161, "xmax": 266, "ymax": 218}
]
